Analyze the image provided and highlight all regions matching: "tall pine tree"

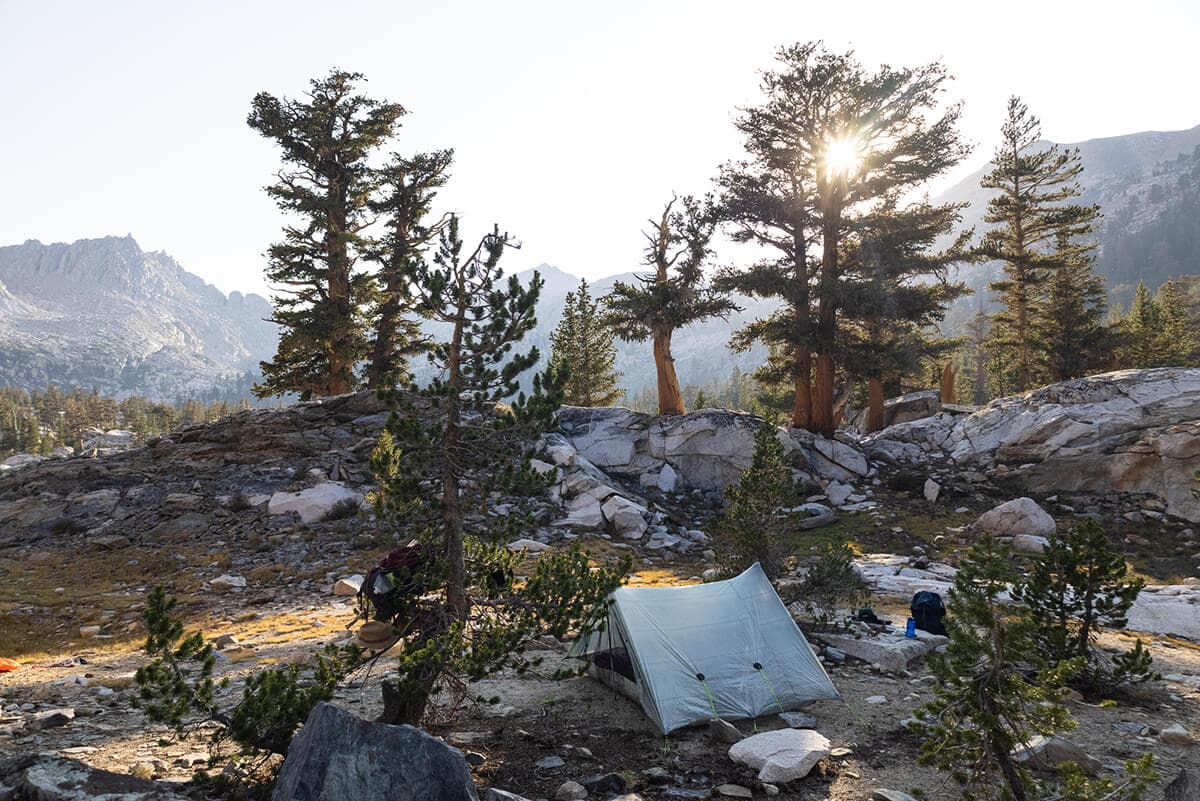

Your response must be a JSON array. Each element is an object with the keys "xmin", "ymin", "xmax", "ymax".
[
  {"xmin": 365, "ymin": 149, "xmax": 453, "ymax": 388},
  {"xmin": 550, "ymin": 279, "xmax": 623, "ymax": 407},
  {"xmin": 1153, "ymin": 279, "xmax": 1200, "ymax": 366},
  {"xmin": 717, "ymin": 43, "xmax": 968, "ymax": 435},
  {"xmin": 367, "ymin": 217, "xmax": 625, "ymax": 725},
  {"xmin": 979, "ymin": 97, "xmax": 1101, "ymax": 395},
  {"xmin": 249, "ymin": 70, "xmax": 405, "ymax": 399},
  {"xmin": 604, "ymin": 196, "xmax": 735, "ymax": 415},
  {"xmin": 1116, "ymin": 282, "xmax": 1161, "ymax": 367},
  {"xmin": 841, "ymin": 199, "xmax": 969, "ymax": 432},
  {"xmin": 1034, "ymin": 235, "xmax": 1112, "ymax": 382}
]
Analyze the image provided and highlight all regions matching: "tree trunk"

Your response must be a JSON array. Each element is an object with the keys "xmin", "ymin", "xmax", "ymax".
[
  {"xmin": 866, "ymin": 377, "xmax": 885, "ymax": 433},
  {"xmin": 811, "ymin": 214, "xmax": 839, "ymax": 437},
  {"xmin": 443, "ymin": 279, "xmax": 467, "ymax": 620},
  {"xmin": 367, "ymin": 217, "xmax": 411, "ymax": 390},
  {"xmin": 652, "ymin": 327, "xmax": 686, "ymax": 416},
  {"xmin": 326, "ymin": 181, "xmax": 353, "ymax": 396},
  {"xmin": 940, "ymin": 363, "xmax": 956, "ymax": 406},
  {"xmin": 792, "ymin": 347, "xmax": 812, "ymax": 429}
]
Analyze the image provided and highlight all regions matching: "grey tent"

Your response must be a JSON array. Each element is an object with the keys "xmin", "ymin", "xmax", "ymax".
[{"xmin": 571, "ymin": 563, "xmax": 839, "ymax": 734}]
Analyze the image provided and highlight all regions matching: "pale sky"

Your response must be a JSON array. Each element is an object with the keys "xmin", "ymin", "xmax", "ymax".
[{"xmin": 2, "ymin": 1, "xmax": 1198, "ymax": 297}]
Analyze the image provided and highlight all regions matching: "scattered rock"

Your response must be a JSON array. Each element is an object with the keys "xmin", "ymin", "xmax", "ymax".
[
  {"xmin": 1160, "ymin": 723, "xmax": 1195, "ymax": 747},
  {"xmin": 778, "ymin": 711, "xmax": 817, "ymax": 729},
  {"xmin": 267, "ymin": 482, "xmax": 362, "ymax": 524},
  {"xmin": 271, "ymin": 702, "xmax": 478, "ymax": 801},
  {"xmin": 554, "ymin": 780, "xmax": 588, "ymax": 800},
  {"xmin": 923, "ymin": 479, "xmax": 941, "ymax": 503},
  {"xmin": 27, "ymin": 707, "xmax": 75, "ymax": 730},
  {"xmin": 728, "ymin": 728, "xmax": 831, "ymax": 783},
  {"xmin": 1011, "ymin": 735, "xmax": 1101, "ymax": 776},
  {"xmin": 716, "ymin": 784, "xmax": 753, "ymax": 798},
  {"xmin": 865, "ymin": 695, "xmax": 888, "ymax": 705},
  {"xmin": 975, "ymin": 497, "xmax": 1056, "ymax": 538},
  {"xmin": 873, "ymin": 790, "xmax": 921, "ymax": 801},
  {"xmin": 536, "ymin": 755, "xmax": 566, "ymax": 770},
  {"xmin": 709, "ymin": 718, "xmax": 743, "ymax": 744},
  {"xmin": 211, "ymin": 574, "xmax": 247, "ymax": 590},
  {"xmin": 332, "ymin": 574, "xmax": 363, "ymax": 596},
  {"xmin": 1012, "ymin": 534, "xmax": 1050, "ymax": 555},
  {"xmin": 0, "ymin": 754, "xmax": 189, "ymax": 800},
  {"xmin": 507, "ymin": 538, "xmax": 550, "ymax": 553},
  {"xmin": 581, "ymin": 774, "xmax": 627, "ymax": 795}
]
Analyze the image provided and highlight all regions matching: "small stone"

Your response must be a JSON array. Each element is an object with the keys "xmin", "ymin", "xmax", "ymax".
[
  {"xmin": 709, "ymin": 717, "xmax": 743, "ymax": 744},
  {"xmin": 716, "ymin": 784, "xmax": 753, "ymax": 798},
  {"xmin": 79, "ymin": 625, "xmax": 102, "ymax": 638},
  {"xmin": 536, "ymin": 755, "xmax": 566, "ymax": 770},
  {"xmin": 642, "ymin": 767, "xmax": 672, "ymax": 783},
  {"xmin": 923, "ymin": 479, "xmax": 941, "ymax": 503},
  {"xmin": 779, "ymin": 711, "xmax": 817, "ymax": 729},
  {"xmin": 873, "ymin": 791, "xmax": 921, "ymax": 801},
  {"xmin": 130, "ymin": 761, "xmax": 156, "ymax": 780},
  {"xmin": 28, "ymin": 708, "xmax": 74, "ymax": 730},
  {"xmin": 1159, "ymin": 723, "xmax": 1194, "ymax": 747},
  {"xmin": 763, "ymin": 784, "xmax": 780, "ymax": 797},
  {"xmin": 331, "ymin": 575, "xmax": 363, "ymax": 596},
  {"xmin": 211, "ymin": 574, "xmax": 247, "ymax": 589},
  {"xmin": 823, "ymin": 647, "xmax": 846, "ymax": 664},
  {"xmin": 865, "ymin": 695, "xmax": 888, "ymax": 705},
  {"xmin": 581, "ymin": 774, "xmax": 627, "ymax": 795},
  {"xmin": 554, "ymin": 780, "xmax": 588, "ymax": 801}
]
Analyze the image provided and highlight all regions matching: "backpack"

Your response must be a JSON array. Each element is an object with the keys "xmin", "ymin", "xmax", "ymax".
[
  {"xmin": 359, "ymin": 543, "xmax": 426, "ymax": 622},
  {"xmin": 910, "ymin": 590, "xmax": 946, "ymax": 636}
]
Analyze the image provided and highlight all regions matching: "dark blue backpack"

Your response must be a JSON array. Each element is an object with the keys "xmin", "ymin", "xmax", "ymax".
[{"xmin": 910, "ymin": 591, "xmax": 946, "ymax": 635}]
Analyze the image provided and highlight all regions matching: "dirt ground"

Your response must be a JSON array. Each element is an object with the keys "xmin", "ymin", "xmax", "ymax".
[{"xmin": 2, "ymin": 567, "xmax": 1199, "ymax": 801}]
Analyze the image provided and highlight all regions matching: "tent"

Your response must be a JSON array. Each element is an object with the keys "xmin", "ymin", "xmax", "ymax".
[{"xmin": 570, "ymin": 563, "xmax": 839, "ymax": 734}]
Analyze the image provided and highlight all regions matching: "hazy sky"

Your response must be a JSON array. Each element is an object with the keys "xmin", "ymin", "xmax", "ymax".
[{"xmin": 2, "ymin": 1, "xmax": 1198, "ymax": 297}]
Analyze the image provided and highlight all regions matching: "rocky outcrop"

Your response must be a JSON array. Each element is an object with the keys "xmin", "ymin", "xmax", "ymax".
[
  {"xmin": 557, "ymin": 406, "xmax": 872, "ymax": 494},
  {"xmin": 867, "ymin": 370, "xmax": 1200, "ymax": 521},
  {"xmin": 272, "ymin": 702, "xmax": 478, "ymax": 801}
]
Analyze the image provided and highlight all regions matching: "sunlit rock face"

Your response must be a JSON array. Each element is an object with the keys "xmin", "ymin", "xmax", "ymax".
[{"xmin": 867, "ymin": 369, "xmax": 1200, "ymax": 522}]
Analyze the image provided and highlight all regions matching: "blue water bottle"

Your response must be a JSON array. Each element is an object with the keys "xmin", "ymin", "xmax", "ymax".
[{"xmin": 905, "ymin": 617, "xmax": 917, "ymax": 638}]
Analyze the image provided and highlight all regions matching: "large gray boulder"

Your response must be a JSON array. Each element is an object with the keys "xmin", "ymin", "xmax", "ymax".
[
  {"xmin": 271, "ymin": 702, "xmax": 478, "ymax": 801},
  {"xmin": 0, "ymin": 753, "xmax": 189, "ymax": 800},
  {"xmin": 872, "ymin": 370, "xmax": 1200, "ymax": 522},
  {"xmin": 975, "ymin": 497, "xmax": 1057, "ymax": 538},
  {"xmin": 848, "ymin": 389, "xmax": 942, "ymax": 434}
]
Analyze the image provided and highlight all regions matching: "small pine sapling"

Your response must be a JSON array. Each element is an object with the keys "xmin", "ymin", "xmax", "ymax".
[
  {"xmin": 1013, "ymin": 519, "xmax": 1157, "ymax": 694},
  {"xmin": 135, "ymin": 587, "xmax": 358, "ymax": 760},
  {"xmin": 794, "ymin": 539, "xmax": 870, "ymax": 627},
  {"xmin": 912, "ymin": 535, "xmax": 1078, "ymax": 801},
  {"xmin": 706, "ymin": 423, "xmax": 804, "ymax": 580}
]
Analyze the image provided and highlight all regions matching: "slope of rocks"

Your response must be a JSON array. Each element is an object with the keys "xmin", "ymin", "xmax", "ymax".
[{"xmin": 867, "ymin": 368, "xmax": 1200, "ymax": 522}]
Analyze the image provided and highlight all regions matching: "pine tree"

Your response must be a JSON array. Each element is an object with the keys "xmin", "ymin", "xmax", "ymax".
[
  {"xmin": 550, "ymin": 279, "xmax": 624, "ymax": 407},
  {"xmin": 914, "ymin": 535, "xmax": 1078, "ymax": 801},
  {"xmin": 249, "ymin": 70, "xmax": 405, "ymax": 399},
  {"xmin": 717, "ymin": 42, "xmax": 968, "ymax": 435},
  {"xmin": 1034, "ymin": 237, "xmax": 1112, "ymax": 382},
  {"xmin": 1116, "ymin": 282, "xmax": 1160, "ymax": 367},
  {"xmin": 1154, "ymin": 279, "xmax": 1200, "ymax": 366},
  {"xmin": 604, "ymin": 196, "xmax": 735, "ymax": 415},
  {"xmin": 368, "ymin": 216, "xmax": 629, "ymax": 725},
  {"xmin": 706, "ymin": 423, "xmax": 803, "ymax": 580},
  {"xmin": 1014, "ymin": 520, "xmax": 1155, "ymax": 693},
  {"xmin": 840, "ymin": 198, "xmax": 970, "ymax": 432},
  {"xmin": 980, "ymin": 97, "xmax": 1101, "ymax": 395},
  {"xmin": 954, "ymin": 305, "xmax": 992, "ymax": 405},
  {"xmin": 365, "ymin": 149, "xmax": 453, "ymax": 388}
]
